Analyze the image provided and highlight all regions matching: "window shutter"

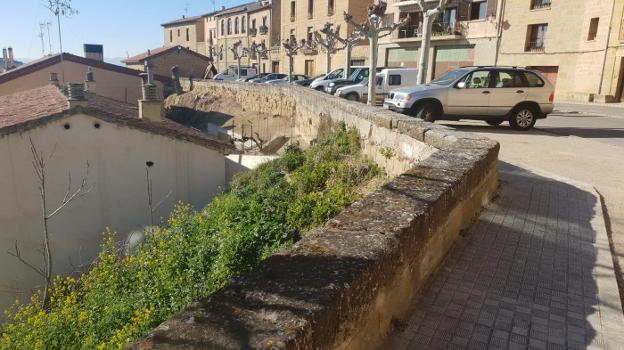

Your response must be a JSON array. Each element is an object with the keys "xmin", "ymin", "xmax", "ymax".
[
  {"xmin": 487, "ymin": 0, "xmax": 498, "ymax": 17},
  {"xmin": 458, "ymin": 0, "xmax": 470, "ymax": 21}
]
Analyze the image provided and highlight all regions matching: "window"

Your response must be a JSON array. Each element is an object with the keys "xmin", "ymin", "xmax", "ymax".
[
  {"xmin": 531, "ymin": 0, "xmax": 551, "ymax": 10},
  {"xmin": 494, "ymin": 71, "xmax": 524, "ymax": 88},
  {"xmin": 290, "ymin": 1, "xmax": 296, "ymax": 18},
  {"xmin": 308, "ymin": 0, "xmax": 314, "ymax": 18},
  {"xmin": 252, "ymin": 18, "xmax": 257, "ymax": 29},
  {"xmin": 185, "ymin": 28, "xmax": 189, "ymax": 41},
  {"xmin": 290, "ymin": 29, "xmax": 296, "ymax": 42},
  {"xmin": 235, "ymin": 18, "xmax": 239, "ymax": 34},
  {"xmin": 469, "ymin": 1, "xmax": 487, "ymax": 20},
  {"xmin": 242, "ymin": 16, "xmax": 246, "ymax": 33},
  {"xmin": 262, "ymin": 16, "xmax": 267, "ymax": 27},
  {"xmin": 169, "ymin": 30, "xmax": 173, "ymax": 42},
  {"xmin": 463, "ymin": 70, "xmax": 492, "ymax": 88},
  {"xmin": 307, "ymin": 27, "xmax": 314, "ymax": 43},
  {"xmin": 328, "ymin": 0, "xmax": 335, "ymax": 15},
  {"xmin": 221, "ymin": 20, "xmax": 225, "ymax": 36},
  {"xmin": 523, "ymin": 71, "xmax": 545, "ymax": 87},
  {"xmin": 227, "ymin": 18, "xmax": 232, "ymax": 35},
  {"xmin": 177, "ymin": 29, "xmax": 180, "ymax": 37},
  {"xmin": 389, "ymin": 74, "xmax": 402, "ymax": 86},
  {"xmin": 588, "ymin": 17, "xmax": 599, "ymax": 40},
  {"xmin": 526, "ymin": 23, "xmax": 548, "ymax": 51}
]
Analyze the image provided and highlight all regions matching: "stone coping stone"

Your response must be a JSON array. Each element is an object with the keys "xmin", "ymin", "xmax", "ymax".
[{"xmin": 128, "ymin": 81, "xmax": 499, "ymax": 350}]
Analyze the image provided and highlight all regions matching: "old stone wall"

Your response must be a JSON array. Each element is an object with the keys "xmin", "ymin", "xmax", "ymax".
[{"xmin": 130, "ymin": 80, "xmax": 500, "ymax": 350}]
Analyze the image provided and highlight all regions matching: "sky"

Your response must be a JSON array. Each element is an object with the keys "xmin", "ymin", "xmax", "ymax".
[{"xmin": 0, "ymin": 0, "xmax": 247, "ymax": 63}]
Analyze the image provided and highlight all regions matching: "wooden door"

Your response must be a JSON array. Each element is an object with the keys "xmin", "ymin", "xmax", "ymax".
[
  {"xmin": 272, "ymin": 61, "xmax": 280, "ymax": 73},
  {"xmin": 305, "ymin": 60, "xmax": 315, "ymax": 76}
]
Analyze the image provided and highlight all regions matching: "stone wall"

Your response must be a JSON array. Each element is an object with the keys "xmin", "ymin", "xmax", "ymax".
[{"xmin": 129, "ymin": 80, "xmax": 499, "ymax": 350}]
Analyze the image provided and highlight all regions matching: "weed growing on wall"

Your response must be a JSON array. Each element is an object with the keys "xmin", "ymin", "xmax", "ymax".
[{"xmin": 0, "ymin": 125, "xmax": 383, "ymax": 350}]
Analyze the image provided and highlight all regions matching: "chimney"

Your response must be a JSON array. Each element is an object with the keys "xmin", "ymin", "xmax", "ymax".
[
  {"xmin": 2, "ymin": 48, "xmax": 7, "ymax": 70},
  {"xmin": 221, "ymin": 5, "xmax": 225, "ymax": 10},
  {"xmin": 138, "ymin": 62, "xmax": 163, "ymax": 122},
  {"xmin": 49, "ymin": 72, "xmax": 59, "ymax": 86},
  {"xmin": 84, "ymin": 66, "xmax": 96, "ymax": 92},
  {"xmin": 83, "ymin": 44, "xmax": 104, "ymax": 62},
  {"xmin": 7, "ymin": 47, "xmax": 14, "ymax": 68},
  {"xmin": 67, "ymin": 83, "xmax": 88, "ymax": 108}
]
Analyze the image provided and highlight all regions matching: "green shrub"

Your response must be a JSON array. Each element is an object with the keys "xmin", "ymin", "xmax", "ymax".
[{"xmin": 0, "ymin": 125, "xmax": 382, "ymax": 350}]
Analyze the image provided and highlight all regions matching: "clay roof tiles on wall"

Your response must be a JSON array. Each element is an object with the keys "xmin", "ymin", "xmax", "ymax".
[{"xmin": 0, "ymin": 85, "xmax": 234, "ymax": 153}]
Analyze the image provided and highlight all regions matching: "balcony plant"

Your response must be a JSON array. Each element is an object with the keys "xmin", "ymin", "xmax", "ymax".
[{"xmin": 259, "ymin": 24, "xmax": 268, "ymax": 34}]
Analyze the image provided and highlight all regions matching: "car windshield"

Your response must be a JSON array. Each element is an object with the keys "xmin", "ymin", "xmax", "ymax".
[
  {"xmin": 327, "ymin": 69, "xmax": 344, "ymax": 79},
  {"xmin": 430, "ymin": 69, "xmax": 470, "ymax": 85},
  {"xmin": 351, "ymin": 69, "xmax": 369, "ymax": 82}
]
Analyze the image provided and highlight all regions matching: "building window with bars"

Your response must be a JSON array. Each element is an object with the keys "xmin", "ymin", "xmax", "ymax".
[
  {"xmin": 531, "ymin": 0, "xmax": 552, "ymax": 10},
  {"xmin": 525, "ymin": 23, "xmax": 548, "ymax": 52}
]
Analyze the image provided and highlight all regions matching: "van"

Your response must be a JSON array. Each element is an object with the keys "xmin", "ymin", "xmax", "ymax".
[
  {"xmin": 335, "ymin": 68, "xmax": 419, "ymax": 104},
  {"xmin": 213, "ymin": 66, "xmax": 258, "ymax": 81}
]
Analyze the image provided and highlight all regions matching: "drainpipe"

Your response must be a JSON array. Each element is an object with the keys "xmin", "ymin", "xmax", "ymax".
[
  {"xmin": 494, "ymin": 0, "xmax": 506, "ymax": 66},
  {"xmin": 598, "ymin": 0, "xmax": 617, "ymax": 96}
]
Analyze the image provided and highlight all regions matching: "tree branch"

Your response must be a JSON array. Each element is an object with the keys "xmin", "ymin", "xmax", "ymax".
[{"xmin": 7, "ymin": 241, "xmax": 46, "ymax": 278}]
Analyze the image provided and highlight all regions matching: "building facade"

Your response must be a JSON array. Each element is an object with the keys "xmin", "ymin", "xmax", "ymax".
[
  {"xmin": 124, "ymin": 46, "xmax": 213, "ymax": 79},
  {"xmin": 279, "ymin": 0, "xmax": 372, "ymax": 77},
  {"xmin": 600, "ymin": 0, "xmax": 624, "ymax": 102}
]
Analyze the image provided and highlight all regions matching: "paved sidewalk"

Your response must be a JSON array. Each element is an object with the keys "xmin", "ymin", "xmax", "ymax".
[
  {"xmin": 554, "ymin": 102, "xmax": 624, "ymax": 119},
  {"xmin": 384, "ymin": 162, "xmax": 624, "ymax": 350}
]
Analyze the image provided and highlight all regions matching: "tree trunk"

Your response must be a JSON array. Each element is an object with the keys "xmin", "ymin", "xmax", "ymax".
[
  {"xmin": 417, "ymin": 14, "xmax": 433, "ymax": 84},
  {"xmin": 367, "ymin": 34, "xmax": 378, "ymax": 106},
  {"xmin": 326, "ymin": 50, "xmax": 331, "ymax": 75},
  {"xmin": 237, "ymin": 56, "xmax": 241, "ymax": 79},
  {"xmin": 345, "ymin": 44, "xmax": 352, "ymax": 78},
  {"xmin": 289, "ymin": 55, "xmax": 293, "ymax": 82}
]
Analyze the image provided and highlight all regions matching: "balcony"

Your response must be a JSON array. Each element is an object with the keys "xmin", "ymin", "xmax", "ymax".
[
  {"xmin": 531, "ymin": 0, "xmax": 551, "ymax": 10},
  {"xmin": 290, "ymin": 16, "xmax": 296, "ymax": 22},
  {"xmin": 397, "ymin": 21, "xmax": 463, "ymax": 40},
  {"xmin": 249, "ymin": 28, "xmax": 257, "ymax": 37},
  {"xmin": 259, "ymin": 25, "xmax": 268, "ymax": 35},
  {"xmin": 525, "ymin": 41, "xmax": 545, "ymax": 52}
]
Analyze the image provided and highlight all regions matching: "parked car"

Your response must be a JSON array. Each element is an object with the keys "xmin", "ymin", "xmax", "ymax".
[
  {"xmin": 213, "ymin": 66, "xmax": 258, "ymax": 81},
  {"xmin": 265, "ymin": 74, "xmax": 310, "ymax": 84},
  {"xmin": 294, "ymin": 74, "xmax": 323, "ymax": 87},
  {"xmin": 309, "ymin": 68, "xmax": 347, "ymax": 91},
  {"xmin": 383, "ymin": 66, "xmax": 554, "ymax": 131},
  {"xmin": 248, "ymin": 73, "xmax": 288, "ymax": 83},
  {"xmin": 336, "ymin": 68, "xmax": 419, "ymax": 103},
  {"xmin": 241, "ymin": 73, "xmax": 272, "ymax": 82},
  {"xmin": 314, "ymin": 66, "xmax": 388, "ymax": 93}
]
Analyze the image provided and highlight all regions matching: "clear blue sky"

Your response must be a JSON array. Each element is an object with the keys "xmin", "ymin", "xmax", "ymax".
[{"xmin": 0, "ymin": 0, "xmax": 246, "ymax": 62}]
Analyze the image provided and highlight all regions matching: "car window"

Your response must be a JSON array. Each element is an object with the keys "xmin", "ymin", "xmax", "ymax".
[
  {"xmin": 389, "ymin": 74, "xmax": 401, "ymax": 86},
  {"xmin": 463, "ymin": 70, "xmax": 492, "ymax": 89},
  {"xmin": 240, "ymin": 69, "xmax": 247, "ymax": 76},
  {"xmin": 431, "ymin": 69, "xmax": 470, "ymax": 85},
  {"xmin": 352, "ymin": 69, "xmax": 369, "ymax": 82},
  {"xmin": 376, "ymin": 76, "xmax": 383, "ymax": 86},
  {"xmin": 327, "ymin": 69, "xmax": 343, "ymax": 79},
  {"xmin": 226, "ymin": 68, "xmax": 235, "ymax": 75},
  {"xmin": 524, "ymin": 72, "xmax": 545, "ymax": 87},
  {"xmin": 494, "ymin": 71, "xmax": 526, "ymax": 88}
]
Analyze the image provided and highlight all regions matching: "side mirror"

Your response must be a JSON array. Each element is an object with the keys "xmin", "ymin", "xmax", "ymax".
[{"xmin": 456, "ymin": 82, "xmax": 466, "ymax": 89}]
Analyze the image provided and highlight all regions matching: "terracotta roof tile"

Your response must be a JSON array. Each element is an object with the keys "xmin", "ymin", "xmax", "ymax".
[
  {"xmin": 0, "ymin": 85, "xmax": 234, "ymax": 153},
  {"xmin": 123, "ymin": 46, "xmax": 211, "ymax": 65}
]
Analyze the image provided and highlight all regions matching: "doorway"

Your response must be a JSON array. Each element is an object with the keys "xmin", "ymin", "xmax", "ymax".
[
  {"xmin": 305, "ymin": 60, "xmax": 315, "ymax": 76},
  {"xmin": 615, "ymin": 58, "xmax": 624, "ymax": 102},
  {"xmin": 272, "ymin": 61, "xmax": 280, "ymax": 73}
]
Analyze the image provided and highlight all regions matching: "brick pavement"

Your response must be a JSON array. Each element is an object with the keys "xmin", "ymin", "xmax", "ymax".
[{"xmin": 384, "ymin": 162, "xmax": 624, "ymax": 350}]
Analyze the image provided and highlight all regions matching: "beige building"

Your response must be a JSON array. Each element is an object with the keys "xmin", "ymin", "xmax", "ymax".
[
  {"xmin": 379, "ymin": 0, "xmax": 501, "ymax": 81},
  {"xmin": 280, "ymin": 0, "xmax": 372, "ymax": 76},
  {"xmin": 0, "ymin": 84, "xmax": 235, "ymax": 316},
  {"xmin": 497, "ymin": 0, "xmax": 622, "ymax": 101},
  {"xmin": 124, "ymin": 45, "xmax": 213, "ymax": 79},
  {"xmin": 599, "ymin": 0, "xmax": 624, "ymax": 102},
  {"xmin": 0, "ymin": 52, "xmax": 168, "ymax": 104},
  {"xmin": 162, "ymin": 1, "xmax": 281, "ymax": 74}
]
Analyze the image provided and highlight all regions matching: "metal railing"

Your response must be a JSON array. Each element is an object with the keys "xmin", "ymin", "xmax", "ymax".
[
  {"xmin": 531, "ymin": 0, "xmax": 551, "ymax": 9},
  {"xmin": 525, "ymin": 41, "xmax": 545, "ymax": 52},
  {"xmin": 397, "ymin": 21, "xmax": 460, "ymax": 39}
]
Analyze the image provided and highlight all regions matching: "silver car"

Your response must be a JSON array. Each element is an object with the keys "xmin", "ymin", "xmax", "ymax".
[{"xmin": 383, "ymin": 67, "xmax": 555, "ymax": 130}]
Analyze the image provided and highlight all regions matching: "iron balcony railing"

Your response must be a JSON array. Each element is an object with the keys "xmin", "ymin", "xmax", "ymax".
[
  {"xmin": 525, "ymin": 41, "xmax": 545, "ymax": 52},
  {"xmin": 531, "ymin": 0, "xmax": 552, "ymax": 9},
  {"xmin": 398, "ymin": 21, "xmax": 461, "ymax": 39}
]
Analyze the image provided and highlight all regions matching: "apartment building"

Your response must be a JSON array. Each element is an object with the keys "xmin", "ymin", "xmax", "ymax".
[
  {"xmin": 497, "ymin": 0, "xmax": 623, "ymax": 101},
  {"xmin": 379, "ymin": 0, "xmax": 501, "ymax": 81},
  {"xmin": 600, "ymin": 0, "xmax": 624, "ymax": 102},
  {"xmin": 162, "ymin": 15, "xmax": 206, "ymax": 54},
  {"xmin": 280, "ymin": 0, "xmax": 373, "ymax": 76}
]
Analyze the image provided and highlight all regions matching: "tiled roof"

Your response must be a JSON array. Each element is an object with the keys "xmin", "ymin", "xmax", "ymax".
[
  {"xmin": 0, "ymin": 85, "xmax": 234, "ymax": 153},
  {"xmin": 123, "ymin": 46, "xmax": 212, "ymax": 65},
  {"xmin": 216, "ymin": 1, "xmax": 264, "ymax": 16},
  {"xmin": 0, "ymin": 53, "xmax": 171, "ymax": 85},
  {"xmin": 161, "ymin": 15, "xmax": 202, "ymax": 27}
]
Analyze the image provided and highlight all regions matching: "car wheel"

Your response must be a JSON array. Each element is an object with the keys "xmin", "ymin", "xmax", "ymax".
[
  {"xmin": 486, "ymin": 120, "xmax": 503, "ymax": 126},
  {"xmin": 346, "ymin": 93, "xmax": 359, "ymax": 101},
  {"xmin": 415, "ymin": 102, "xmax": 438, "ymax": 122},
  {"xmin": 508, "ymin": 106, "xmax": 537, "ymax": 131}
]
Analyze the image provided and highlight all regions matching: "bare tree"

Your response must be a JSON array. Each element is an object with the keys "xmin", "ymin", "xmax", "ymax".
[
  {"xmin": 282, "ymin": 37, "xmax": 308, "ymax": 83},
  {"xmin": 44, "ymin": 0, "xmax": 78, "ymax": 54},
  {"xmin": 313, "ymin": 23, "xmax": 342, "ymax": 75},
  {"xmin": 8, "ymin": 137, "xmax": 91, "ymax": 309},
  {"xmin": 344, "ymin": 2, "xmax": 409, "ymax": 105},
  {"xmin": 415, "ymin": 0, "xmax": 449, "ymax": 84},
  {"xmin": 336, "ymin": 32, "xmax": 363, "ymax": 79},
  {"xmin": 244, "ymin": 42, "xmax": 268, "ymax": 74},
  {"xmin": 229, "ymin": 40, "xmax": 245, "ymax": 80},
  {"xmin": 144, "ymin": 161, "xmax": 171, "ymax": 227}
]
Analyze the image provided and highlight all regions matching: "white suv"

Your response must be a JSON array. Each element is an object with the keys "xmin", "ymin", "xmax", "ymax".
[{"xmin": 383, "ymin": 67, "xmax": 555, "ymax": 130}]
